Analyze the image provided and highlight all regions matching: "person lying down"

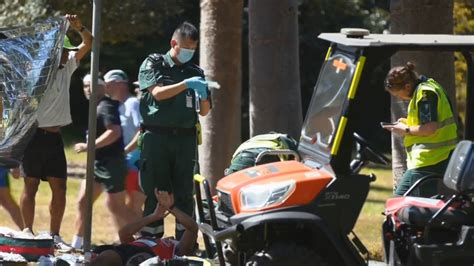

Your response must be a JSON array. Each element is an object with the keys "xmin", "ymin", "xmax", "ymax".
[{"xmin": 91, "ymin": 189, "xmax": 198, "ymax": 266}]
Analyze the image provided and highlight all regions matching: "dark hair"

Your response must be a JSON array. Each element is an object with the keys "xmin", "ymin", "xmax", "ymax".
[
  {"xmin": 172, "ymin": 21, "xmax": 199, "ymax": 42},
  {"xmin": 384, "ymin": 62, "xmax": 419, "ymax": 91}
]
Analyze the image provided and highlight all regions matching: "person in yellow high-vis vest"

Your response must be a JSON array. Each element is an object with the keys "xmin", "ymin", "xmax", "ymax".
[{"xmin": 382, "ymin": 62, "xmax": 458, "ymax": 197}]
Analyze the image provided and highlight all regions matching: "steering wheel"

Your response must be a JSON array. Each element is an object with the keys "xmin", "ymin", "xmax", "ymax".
[{"xmin": 353, "ymin": 132, "xmax": 390, "ymax": 166}]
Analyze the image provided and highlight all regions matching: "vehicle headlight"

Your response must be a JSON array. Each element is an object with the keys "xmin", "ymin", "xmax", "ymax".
[{"xmin": 240, "ymin": 180, "xmax": 296, "ymax": 210}]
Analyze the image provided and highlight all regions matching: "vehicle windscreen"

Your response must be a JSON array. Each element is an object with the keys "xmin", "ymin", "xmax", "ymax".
[{"xmin": 299, "ymin": 53, "xmax": 355, "ymax": 163}]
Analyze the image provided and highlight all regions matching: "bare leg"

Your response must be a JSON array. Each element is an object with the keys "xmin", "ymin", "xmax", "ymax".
[
  {"xmin": 20, "ymin": 177, "xmax": 40, "ymax": 232},
  {"xmin": 126, "ymin": 191, "xmax": 145, "ymax": 218},
  {"xmin": 105, "ymin": 191, "xmax": 133, "ymax": 235},
  {"xmin": 0, "ymin": 188, "xmax": 24, "ymax": 229},
  {"xmin": 47, "ymin": 177, "xmax": 67, "ymax": 235},
  {"xmin": 74, "ymin": 179, "xmax": 102, "ymax": 237}
]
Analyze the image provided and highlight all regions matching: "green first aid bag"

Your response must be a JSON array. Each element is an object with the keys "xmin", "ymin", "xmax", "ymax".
[{"xmin": 224, "ymin": 133, "xmax": 298, "ymax": 176}]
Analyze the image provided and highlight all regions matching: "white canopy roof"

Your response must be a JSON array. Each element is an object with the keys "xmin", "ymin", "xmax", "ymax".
[{"xmin": 318, "ymin": 33, "xmax": 474, "ymax": 50}]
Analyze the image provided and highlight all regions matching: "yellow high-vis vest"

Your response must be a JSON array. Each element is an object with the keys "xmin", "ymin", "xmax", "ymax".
[{"xmin": 404, "ymin": 78, "xmax": 458, "ymax": 169}]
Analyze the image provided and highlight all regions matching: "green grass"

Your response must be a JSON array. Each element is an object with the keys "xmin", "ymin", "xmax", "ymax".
[
  {"xmin": 0, "ymin": 169, "xmax": 119, "ymax": 245},
  {"xmin": 355, "ymin": 165, "xmax": 394, "ymax": 261},
  {"xmin": 63, "ymin": 144, "xmax": 87, "ymax": 165}
]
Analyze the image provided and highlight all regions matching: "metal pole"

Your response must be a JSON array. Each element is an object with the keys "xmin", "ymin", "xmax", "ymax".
[{"xmin": 83, "ymin": 0, "xmax": 101, "ymax": 260}]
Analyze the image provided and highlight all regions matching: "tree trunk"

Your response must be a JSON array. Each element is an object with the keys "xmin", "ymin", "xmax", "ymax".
[
  {"xmin": 199, "ymin": 0, "xmax": 244, "ymax": 187},
  {"xmin": 248, "ymin": 0, "xmax": 303, "ymax": 138},
  {"xmin": 390, "ymin": 0, "xmax": 455, "ymax": 190}
]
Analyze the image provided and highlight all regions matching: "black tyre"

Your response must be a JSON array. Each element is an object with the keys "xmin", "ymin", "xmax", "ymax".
[{"xmin": 246, "ymin": 243, "xmax": 327, "ymax": 266}]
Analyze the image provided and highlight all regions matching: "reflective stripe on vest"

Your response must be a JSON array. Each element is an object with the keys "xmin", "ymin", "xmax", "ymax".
[
  {"xmin": 404, "ymin": 78, "xmax": 458, "ymax": 169},
  {"xmin": 406, "ymin": 138, "xmax": 458, "ymax": 152}
]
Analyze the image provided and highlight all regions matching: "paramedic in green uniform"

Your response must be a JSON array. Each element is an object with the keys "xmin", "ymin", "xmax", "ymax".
[
  {"xmin": 138, "ymin": 21, "xmax": 211, "ymax": 239},
  {"xmin": 382, "ymin": 62, "xmax": 458, "ymax": 197}
]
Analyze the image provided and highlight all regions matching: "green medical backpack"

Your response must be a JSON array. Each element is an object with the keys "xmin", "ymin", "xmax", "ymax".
[{"xmin": 224, "ymin": 133, "xmax": 298, "ymax": 176}]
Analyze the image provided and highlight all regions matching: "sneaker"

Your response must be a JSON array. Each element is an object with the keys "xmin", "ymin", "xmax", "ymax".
[
  {"xmin": 53, "ymin": 234, "xmax": 73, "ymax": 253},
  {"xmin": 21, "ymin": 228, "xmax": 35, "ymax": 238}
]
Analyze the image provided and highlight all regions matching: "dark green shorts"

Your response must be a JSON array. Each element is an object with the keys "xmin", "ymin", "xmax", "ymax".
[{"xmin": 94, "ymin": 157, "xmax": 127, "ymax": 193}]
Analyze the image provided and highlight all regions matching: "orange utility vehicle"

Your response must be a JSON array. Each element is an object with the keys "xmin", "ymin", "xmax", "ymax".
[{"xmin": 195, "ymin": 29, "xmax": 474, "ymax": 265}]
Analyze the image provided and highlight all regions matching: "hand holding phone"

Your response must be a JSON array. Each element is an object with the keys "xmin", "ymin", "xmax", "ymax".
[{"xmin": 380, "ymin": 121, "xmax": 397, "ymax": 127}]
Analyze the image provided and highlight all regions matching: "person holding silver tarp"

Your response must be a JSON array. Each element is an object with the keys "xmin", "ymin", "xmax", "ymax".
[{"xmin": 19, "ymin": 14, "xmax": 92, "ymax": 252}]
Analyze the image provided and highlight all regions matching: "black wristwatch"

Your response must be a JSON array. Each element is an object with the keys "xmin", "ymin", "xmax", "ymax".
[{"xmin": 79, "ymin": 25, "xmax": 86, "ymax": 32}]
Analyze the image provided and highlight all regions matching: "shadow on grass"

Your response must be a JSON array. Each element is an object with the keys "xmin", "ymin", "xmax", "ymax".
[
  {"xmin": 370, "ymin": 184, "xmax": 393, "ymax": 193},
  {"xmin": 366, "ymin": 198, "xmax": 388, "ymax": 204},
  {"xmin": 366, "ymin": 162, "xmax": 392, "ymax": 170}
]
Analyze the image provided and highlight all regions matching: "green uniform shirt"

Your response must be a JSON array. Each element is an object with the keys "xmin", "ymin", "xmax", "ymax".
[
  {"xmin": 418, "ymin": 90, "xmax": 438, "ymax": 124},
  {"xmin": 138, "ymin": 53, "xmax": 204, "ymax": 128}
]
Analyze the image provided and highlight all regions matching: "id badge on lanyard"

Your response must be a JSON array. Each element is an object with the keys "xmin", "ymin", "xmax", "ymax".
[
  {"xmin": 186, "ymin": 91, "xmax": 200, "ymax": 112},
  {"xmin": 186, "ymin": 91, "xmax": 193, "ymax": 108}
]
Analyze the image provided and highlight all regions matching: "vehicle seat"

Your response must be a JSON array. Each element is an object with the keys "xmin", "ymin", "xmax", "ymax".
[
  {"xmin": 397, "ymin": 140, "xmax": 474, "ymax": 228},
  {"xmin": 398, "ymin": 206, "xmax": 474, "ymax": 229}
]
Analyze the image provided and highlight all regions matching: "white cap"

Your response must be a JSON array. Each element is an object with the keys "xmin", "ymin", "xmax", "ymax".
[
  {"xmin": 104, "ymin": 69, "xmax": 129, "ymax": 83},
  {"xmin": 83, "ymin": 74, "xmax": 105, "ymax": 85}
]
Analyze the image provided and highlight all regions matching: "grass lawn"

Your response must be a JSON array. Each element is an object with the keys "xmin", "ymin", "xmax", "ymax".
[
  {"xmin": 355, "ymin": 165, "xmax": 393, "ymax": 261},
  {"xmin": 0, "ymin": 143, "xmax": 394, "ymax": 261},
  {"xmin": 0, "ymin": 145, "xmax": 177, "ymax": 246}
]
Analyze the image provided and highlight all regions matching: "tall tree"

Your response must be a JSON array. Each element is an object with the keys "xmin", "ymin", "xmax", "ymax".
[
  {"xmin": 248, "ymin": 0, "xmax": 303, "ymax": 138},
  {"xmin": 389, "ymin": 0, "xmax": 455, "ymax": 190},
  {"xmin": 454, "ymin": 0, "xmax": 474, "ymax": 124},
  {"xmin": 199, "ymin": 0, "xmax": 244, "ymax": 186}
]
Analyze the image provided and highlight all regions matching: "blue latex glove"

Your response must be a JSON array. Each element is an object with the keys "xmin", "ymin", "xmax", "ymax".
[{"xmin": 184, "ymin": 76, "xmax": 208, "ymax": 99}]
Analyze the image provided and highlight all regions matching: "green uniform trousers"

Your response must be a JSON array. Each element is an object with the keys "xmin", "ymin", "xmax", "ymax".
[
  {"xmin": 139, "ymin": 131, "xmax": 196, "ymax": 239},
  {"xmin": 395, "ymin": 156, "xmax": 451, "ymax": 197}
]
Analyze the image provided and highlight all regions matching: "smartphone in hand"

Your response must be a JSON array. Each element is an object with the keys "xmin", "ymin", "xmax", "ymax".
[{"xmin": 380, "ymin": 122, "xmax": 397, "ymax": 127}]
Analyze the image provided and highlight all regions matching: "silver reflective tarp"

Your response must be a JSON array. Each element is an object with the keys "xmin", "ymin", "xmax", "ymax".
[{"xmin": 0, "ymin": 17, "xmax": 67, "ymax": 168}]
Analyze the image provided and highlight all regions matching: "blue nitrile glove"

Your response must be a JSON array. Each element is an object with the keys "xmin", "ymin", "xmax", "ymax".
[{"xmin": 184, "ymin": 76, "xmax": 208, "ymax": 99}]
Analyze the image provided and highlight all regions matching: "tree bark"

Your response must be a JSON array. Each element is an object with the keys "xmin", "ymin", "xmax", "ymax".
[
  {"xmin": 199, "ymin": 0, "xmax": 244, "ymax": 187},
  {"xmin": 248, "ymin": 0, "xmax": 303, "ymax": 139},
  {"xmin": 390, "ymin": 0, "xmax": 455, "ymax": 190}
]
